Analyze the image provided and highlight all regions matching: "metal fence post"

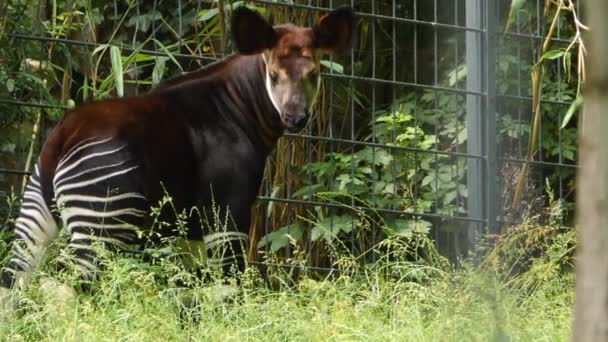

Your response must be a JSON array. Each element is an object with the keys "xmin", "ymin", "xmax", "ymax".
[
  {"xmin": 466, "ymin": 0, "xmax": 484, "ymax": 245},
  {"xmin": 484, "ymin": 0, "xmax": 499, "ymax": 233}
]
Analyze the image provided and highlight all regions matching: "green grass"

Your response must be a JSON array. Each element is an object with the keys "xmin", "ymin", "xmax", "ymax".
[{"xmin": 0, "ymin": 226, "xmax": 573, "ymax": 342}]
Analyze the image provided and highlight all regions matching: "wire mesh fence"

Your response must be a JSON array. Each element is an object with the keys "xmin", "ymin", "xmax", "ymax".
[{"xmin": 0, "ymin": 0, "xmax": 579, "ymax": 270}]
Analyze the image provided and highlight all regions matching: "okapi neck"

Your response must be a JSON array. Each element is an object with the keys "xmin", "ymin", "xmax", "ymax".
[
  {"xmin": 151, "ymin": 54, "xmax": 284, "ymax": 154},
  {"xmin": 232, "ymin": 54, "xmax": 285, "ymax": 151}
]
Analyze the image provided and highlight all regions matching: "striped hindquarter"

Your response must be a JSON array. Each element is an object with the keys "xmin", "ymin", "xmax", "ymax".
[
  {"xmin": 1, "ymin": 137, "xmax": 148, "ymax": 288},
  {"xmin": 1, "ymin": 136, "xmax": 250, "ymax": 289},
  {"xmin": 52, "ymin": 137, "xmax": 148, "ymax": 280}
]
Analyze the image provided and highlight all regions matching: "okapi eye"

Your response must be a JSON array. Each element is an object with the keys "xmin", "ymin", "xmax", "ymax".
[{"xmin": 270, "ymin": 71, "xmax": 278, "ymax": 84}]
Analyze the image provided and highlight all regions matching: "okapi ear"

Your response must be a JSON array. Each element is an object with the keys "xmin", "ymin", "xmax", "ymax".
[
  {"xmin": 313, "ymin": 7, "xmax": 355, "ymax": 53},
  {"xmin": 232, "ymin": 6, "xmax": 277, "ymax": 55}
]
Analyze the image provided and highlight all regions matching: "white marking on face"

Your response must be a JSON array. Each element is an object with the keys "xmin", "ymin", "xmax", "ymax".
[{"xmin": 262, "ymin": 54, "xmax": 282, "ymax": 115}]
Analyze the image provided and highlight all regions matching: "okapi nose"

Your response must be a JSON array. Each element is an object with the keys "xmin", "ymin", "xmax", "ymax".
[
  {"xmin": 294, "ymin": 114, "xmax": 308, "ymax": 128},
  {"xmin": 284, "ymin": 112, "xmax": 309, "ymax": 131}
]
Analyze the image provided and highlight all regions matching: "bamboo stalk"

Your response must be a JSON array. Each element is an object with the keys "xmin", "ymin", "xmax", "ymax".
[
  {"xmin": 511, "ymin": 4, "xmax": 561, "ymax": 212},
  {"xmin": 20, "ymin": 113, "xmax": 41, "ymax": 194}
]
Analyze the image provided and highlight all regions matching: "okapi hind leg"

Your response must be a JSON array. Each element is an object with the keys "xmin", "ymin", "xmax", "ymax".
[
  {"xmin": 0, "ymin": 163, "xmax": 59, "ymax": 290},
  {"xmin": 0, "ymin": 163, "xmax": 59, "ymax": 312},
  {"xmin": 191, "ymin": 204, "xmax": 250, "ymax": 282},
  {"xmin": 168, "ymin": 206, "xmax": 248, "ymax": 308},
  {"xmin": 203, "ymin": 231, "xmax": 249, "ymax": 280}
]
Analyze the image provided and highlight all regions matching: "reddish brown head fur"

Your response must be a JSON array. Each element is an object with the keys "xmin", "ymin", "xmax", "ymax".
[{"xmin": 231, "ymin": 6, "xmax": 355, "ymax": 131}]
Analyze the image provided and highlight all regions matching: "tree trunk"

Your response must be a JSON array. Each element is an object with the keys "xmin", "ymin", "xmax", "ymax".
[{"xmin": 574, "ymin": 1, "xmax": 608, "ymax": 341}]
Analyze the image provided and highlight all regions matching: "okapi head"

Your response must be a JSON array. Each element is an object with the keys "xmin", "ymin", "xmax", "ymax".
[{"xmin": 232, "ymin": 6, "xmax": 355, "ymax": 132}]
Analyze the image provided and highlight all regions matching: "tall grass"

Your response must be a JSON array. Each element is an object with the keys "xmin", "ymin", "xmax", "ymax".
[{"xmin": 0, "ymin": 217, "xmax": 573, "ymax": 341}]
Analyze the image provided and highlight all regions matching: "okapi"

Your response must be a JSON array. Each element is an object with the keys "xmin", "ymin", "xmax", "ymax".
[{"xmin": 0, "ymin": 7, "xmax": 354, "ymax": 298}]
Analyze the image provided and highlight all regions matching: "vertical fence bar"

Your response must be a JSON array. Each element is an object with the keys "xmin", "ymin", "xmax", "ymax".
[
  {"xmin": 432, "ymin": 0, "xmax": 440, "ymax": 246},
  {"xmin": 370, "ymin": 0, "xmax": 377, "ymax": 263},
  {"xmin": 465, "ymin": 0, "xmax": 483, "ymax": 244},
  {"xmin": 484, "ymin": 0, "xmax": 498, "ymax": 233}
]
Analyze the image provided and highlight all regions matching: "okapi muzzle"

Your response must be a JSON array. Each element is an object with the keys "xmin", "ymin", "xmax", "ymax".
[{"xmin": 233, "ymin": 6, "xmax": 355, "ymax": 132}]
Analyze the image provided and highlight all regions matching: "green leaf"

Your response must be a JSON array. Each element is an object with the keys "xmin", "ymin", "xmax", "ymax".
[
  {"xmin": 447, "ymin": 64, "xmax": 466, "ymax": 87},
  {"xmin": 311, "ymin": 215, "xmax": 356, "ymax": 242},
  {"xmin": 199, "ymin": 2, "xmax": 264, "ymax": 22},
  {"xmin": 198, "ymin": 8, "xmax": 219, "ymax": 22},
  {"xmin": 421, "ymin": 174, "xmax": 435, "ymax": 187},
  {"xmin": 374, "ymin": 149, "xmax": 393, "ymax": 166},
  {"xmin": 421, "ymin": 91, "xmax": 435, "ymax": 103},
  {"xmin": 320, "ymin": 60, "xmax": 344, "ymax": 74},
  {"xmin": 385, "ymin": 218, "xmax": 410, "ymax": 234},
  {"xmin": 354, "ymin": 147, "xmax": 373, "ymax": 163},
  {"xmin": 257, "ymin": 223, "xmax": 303, "ymax": 251},
  {"xmin": 540, "ymin": 49, "xmax": 565, "ymax": 61},
  {"xmin": 150, "ymin": 38, "xmax": 183, "ymax": 72},
  {"xmin": 445, "ymin": 190, "xmax": 458, "ymax": 203},
  {"xmin": 457, "ymin": 127, "xmax": 467, "ymax": 144},
  {"xmin": 292, "ymin": 184, "xmax": 325, "ymax": 199},
  {"xmin": 152, "ymin": 57, "xmax": 168, "ymax": 86},
  {"xmin": 6, "ymin": 79, "xmax": 14, "ymax": 92},
  {"xmin": 386, "ymin": 218, "xmax": 431, "ymax": 236},
  {"xmin": 563, "ymin": 50, "xmax": 572, "ymax": 82},
  {"xmin": 560, "ymin": 95, "xmax": 583, "ymax": 129},
  {"xmin": 126, "ymin": 11, "xmax": 162, "ymax": 32},
  {"xmin": 336, "ymin": 174, "xmax": 351, "ymax": 191},
  {"xmin": 359, "ymin": 166, "xmax": 373, "ymax": 175},
  {"xmin": 266, "ymin": 185, "xmax": 282, "ymax": 216},
  {"xmin": 110, "ymin": 46, "xmax": 124, "ymax": 97},
  {"xmin": 505, "ymin": 0, "xmax": 526, "ymax": 33},
  {"xmin": 82, "ymin": 74, "xmax": 89, "ymax": 101},
  {"xmin": 438, "ymin": 172, "xmax": 451, "ymax": 182},
  {"xmin": 92, "ymin": 43, "xmax": 109, "ymax": 56},
  {"xmin": 133, "ymin": 53, "xmax": 156, "ymax": 62},
  {"xmin": 383, "ymin": 183, "xmax": 396, "ymax": 194}
]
